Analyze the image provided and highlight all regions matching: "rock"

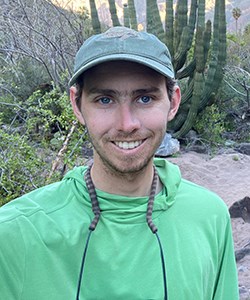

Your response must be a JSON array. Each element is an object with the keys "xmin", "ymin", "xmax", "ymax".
[
  {"xmin": 185, "ymin": 130, "xmax": 198, "ymax": 141},
  {"xmin": 155, "ymin": 133, "xmax": 180, "ymax": 157},
  {"xmin": 235, "ymin": 247, "xmax": 250, "ymax": 262},
  {"xmin": 186, "ymin": 144, "xmax": 208, "ymax": 154},
  {"xmin": 239, "ymin": 285, "xmax": 250, "ymax": 300},
  {"xmin": 235, "ymin": 143, "xmax": 250, "ymax": 155},
  {"xmin": 229, "ymin": 196, "xmax": 250, "ymax": 223}
]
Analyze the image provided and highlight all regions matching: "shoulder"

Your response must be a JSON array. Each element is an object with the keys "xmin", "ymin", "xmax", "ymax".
[
  {"xmin": 0, "ymin": 165, "xmax": 87, "ymax": 226},
  {"xmin": 176, "ymin": 178, "xmax": 231, "ymax": 230},
  {"xmin": 180, "ymin": 178, "xmax": 227, "ymax": 207},
  {"xmin": 0, "ymin": 181, "xmax": 62, "ymax": 226}
]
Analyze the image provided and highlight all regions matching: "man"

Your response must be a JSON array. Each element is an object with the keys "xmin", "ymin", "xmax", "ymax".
[{"xmin": 0, "ymin": 27, "xmax": 238, "ymax": 299}]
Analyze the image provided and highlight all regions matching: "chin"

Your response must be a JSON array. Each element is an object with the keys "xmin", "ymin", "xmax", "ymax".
[{"xmin": 103, "ymin": 156, "xmax": 154, "ymax": 176}]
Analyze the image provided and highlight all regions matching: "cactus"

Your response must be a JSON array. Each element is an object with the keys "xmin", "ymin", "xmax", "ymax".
[
  {"xmin": 127, "ymin": 0, "xmax": 137, "ymax": 30},
  {"xmin": 165, "ymin": 0, "xmax": 174, "ymax": 55},
  {"xmin": 89, "ymin": 0, "xmax": 101, "ymax": 34},
  {"xmin": 146, "ymin": 0, "xmax": 165, "ymax": 43},
  {"xmin": 108, "ymin": 0, "xmax": 121, "ymax": 27},
  {"xmin": 123, "ymin": 4, "xmax": 130, "ymax": 28}
]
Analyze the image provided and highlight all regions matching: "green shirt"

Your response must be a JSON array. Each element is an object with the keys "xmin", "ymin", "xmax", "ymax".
[{"xmin": 0, "ymin": 158, "xmax": 239, "ymax": 299}]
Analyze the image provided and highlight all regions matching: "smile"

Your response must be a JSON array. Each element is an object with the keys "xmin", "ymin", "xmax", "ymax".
[{"xmin": 113, "ymin": 140, "xmax": 143, "ymax": 150}]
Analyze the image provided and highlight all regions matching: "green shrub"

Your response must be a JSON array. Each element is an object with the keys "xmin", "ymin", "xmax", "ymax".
[
  {"xmin": 194, "ymin": 104, "xmax": 227, "ymax": 145},
  {"xmin": 0, "ymin": 129, "xmax": 47, "ymax": 205},
  {"xmin": 0, "ymin": 87, "xmax": 88, "ymax": 205}
]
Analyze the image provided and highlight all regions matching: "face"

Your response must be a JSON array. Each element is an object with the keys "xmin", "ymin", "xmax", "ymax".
[{"xmin": 70, "ymin": 61, "xmax": 180, "ymax": 176}]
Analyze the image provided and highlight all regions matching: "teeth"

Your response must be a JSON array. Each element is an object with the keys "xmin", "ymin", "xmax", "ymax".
[{"xmin": 114, "ymin": 140, "xmax": 142, "ymax": 150}]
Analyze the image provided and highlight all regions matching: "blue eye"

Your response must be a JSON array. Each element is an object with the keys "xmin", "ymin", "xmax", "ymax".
[
  {"xmin": 139, "ymin": 96, "xmax": 151, "ymax": 104},
  {"xmin": 99, "ymin": 97, "xmax": 112, "ymax": 104}
]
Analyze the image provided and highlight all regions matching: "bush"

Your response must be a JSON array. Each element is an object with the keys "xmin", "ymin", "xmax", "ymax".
[
  {"xmin": 0, "ymin": 129, "xmax": 46, "ymax": 205},
  {"xmin": 194, "ymin": 104, "xmax": 227, "ymax": 145},
  {"xmin": 0, "ymin": 87, "xmax": 88, "ymax": 205}
]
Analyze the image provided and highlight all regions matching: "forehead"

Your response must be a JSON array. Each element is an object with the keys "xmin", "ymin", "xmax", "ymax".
[{"xmin": 83, "ymin": 61, "xmax": 165, "ymax": 86}]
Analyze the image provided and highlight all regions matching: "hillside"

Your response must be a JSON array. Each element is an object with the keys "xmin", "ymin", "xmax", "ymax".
[
  {"xmin": 206, "ymin": 0, "xmax": 250, "ymax": 32},
  {"xmin": 52, "ymin": 0, "xmax": 249, "ymax": 32}
]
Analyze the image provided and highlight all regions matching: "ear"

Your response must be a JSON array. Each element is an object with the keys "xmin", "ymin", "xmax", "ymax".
[
  {"xmin": 167, "ymin": 85, "xmax": 181, "ymax": 121},
  {"xmin": 70, "ymin": 86, "xmax": 85, "ymax": 125}
]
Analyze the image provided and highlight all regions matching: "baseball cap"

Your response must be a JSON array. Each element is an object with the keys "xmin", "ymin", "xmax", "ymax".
[{"xmin": 69, "ymin": 27, "xmax": 175, "ymax": 86}]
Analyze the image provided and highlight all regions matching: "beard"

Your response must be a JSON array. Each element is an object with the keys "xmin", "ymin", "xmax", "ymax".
[{"xmin": 86, "ymin": 126, "xmax": 165, "ymax": 178}]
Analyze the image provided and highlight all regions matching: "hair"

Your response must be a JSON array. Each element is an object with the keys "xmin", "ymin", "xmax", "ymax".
[{"xmin": 74, "ymin": 70, "xmax": 177, "ymax": 110}]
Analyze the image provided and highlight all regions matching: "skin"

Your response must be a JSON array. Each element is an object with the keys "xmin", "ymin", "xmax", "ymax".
[{"xmin": 70, "ymin": 61, "xmax": 181, "ymax": 197}]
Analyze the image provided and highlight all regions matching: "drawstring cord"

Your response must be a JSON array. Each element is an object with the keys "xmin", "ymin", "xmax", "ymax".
[
  {"xmin": 76, "ymin": 166, "xmax": 101, "ymax": 300},
  {"xmin": 84, "ymin": 166, "xmax": 101, "ymax": 231},
  {"xmin": 146, "ymin": 167, "xmax": 168, "ymax": 299},
  {"xmin": 76, "ymin": 165, "xmax": 168, "ymax": 300}
]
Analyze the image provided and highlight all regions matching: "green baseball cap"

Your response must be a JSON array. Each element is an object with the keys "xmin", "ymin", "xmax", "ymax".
[{"xmin": 69, "ymin": 26, "xmax": 175, "ymax": 86}]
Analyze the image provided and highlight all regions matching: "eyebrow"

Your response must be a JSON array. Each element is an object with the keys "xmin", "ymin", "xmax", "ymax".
[{"xmin": 86, "ymin": 87, "xmax": 162, "ymax": 96}]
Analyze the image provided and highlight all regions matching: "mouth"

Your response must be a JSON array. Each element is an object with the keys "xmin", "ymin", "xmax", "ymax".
[{"xmin": 113, "ymin": 140, "xmax": 144, "ymax": 150}]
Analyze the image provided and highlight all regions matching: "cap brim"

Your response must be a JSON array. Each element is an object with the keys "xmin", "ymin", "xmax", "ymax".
[{"xmin": 69, "ymin": 54, "xmax": 175, "ymax": 86}]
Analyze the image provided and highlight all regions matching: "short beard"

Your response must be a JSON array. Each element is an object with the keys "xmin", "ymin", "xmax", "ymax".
[{"xmin": 87, "ymin": 133, "xmax": 161, "ymax": 180}]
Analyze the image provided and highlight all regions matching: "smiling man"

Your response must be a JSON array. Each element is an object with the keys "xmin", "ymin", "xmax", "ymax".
[
  {"xmin": 0, "ymin": 27, "xmax": 238, "ymax": 299},
  {"xmin": 70, "ymin": 60, "xmax": 180, "ymax": 195}
]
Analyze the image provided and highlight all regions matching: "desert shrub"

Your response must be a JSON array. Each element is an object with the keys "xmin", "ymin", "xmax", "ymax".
[
  {"xmin": 0, "ymin": 86, "xmax": 89, "ymax": 205},
  {"xmin": 0, "ymin": 129, "xmax": 47, "ymax": 205},
  {"xmin": 22, "ymin": 87, "xmax": 73, "ymax": 141},
  {"xmin": 194, "ymin": 104, "xmax": 228, "ymax": 145}
]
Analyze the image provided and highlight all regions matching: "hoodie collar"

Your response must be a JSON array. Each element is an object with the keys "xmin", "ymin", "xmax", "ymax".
[{"xmin": 63, "ymin": 158, "xmax": 181, "ymax": 223}]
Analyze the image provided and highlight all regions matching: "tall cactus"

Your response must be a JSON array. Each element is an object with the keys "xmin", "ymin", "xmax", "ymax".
[
  {"xmin": 89, "ymin": 0, "xmax": 101, "ymax": 34},
  {"xmin": 108, "ymin": 0, "xmax": 121, "ymax": 27},
  {"xmin": 146, "ymin": 0, "xmax": 165, "ymax": 43},
  {"xmin": 165, "ymin": 0, "xmax": 174, "ymax": 55},
  {"xmin": 123, "ymin": 4, "xmax": 130, "ymax": 28},
  {"xmin": 127, "ymin": 0, "xmax": 137, "ymax": 30}
]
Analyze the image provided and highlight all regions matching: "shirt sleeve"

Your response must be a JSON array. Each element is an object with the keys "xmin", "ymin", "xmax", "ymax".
[
  {"xmin": 213, "ymin": 217, "xmax": 239, "ymax": 300},
  {"xmin": 0, "ymin": 218, "xmax": 26, "ymax": 299}
]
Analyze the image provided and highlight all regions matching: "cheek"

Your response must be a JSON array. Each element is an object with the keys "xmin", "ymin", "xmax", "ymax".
[
  {"xmin": 84, "ymin": 114, "xmax": 111, "ymax": 136},
  {"xmin": 143, "ymin": 106, "xmax": 169, "ymax": 126}
]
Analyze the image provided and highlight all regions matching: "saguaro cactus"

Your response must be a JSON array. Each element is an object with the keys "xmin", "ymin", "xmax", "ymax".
[
  {"xmin": 146, "ymin": 0, "xmax": 165, "ymax": 43},
  {"xmin": 123, "ymin": 4, "xmax": 130, "ymax": 28},
  {"xmin": 89, "ymin": 0, "xmax": 101, "ymax": 34},
  {"xmin": 127, "ymin": 0, "xmax": 137, "ymax": 30},
  {"xmin": 108, "ymin": 0, "xmax": 121, "ymax": 27}
]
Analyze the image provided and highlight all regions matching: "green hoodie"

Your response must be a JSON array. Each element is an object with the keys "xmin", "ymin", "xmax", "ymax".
[{"xmin": 0, "ymin": 158, "xmax": 238, "ymax": 299}]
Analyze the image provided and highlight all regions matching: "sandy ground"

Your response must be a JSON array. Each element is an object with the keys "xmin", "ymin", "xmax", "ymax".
[{"xmin": 167, "ymin": 151, "xmax": 250, "ymax": 299}]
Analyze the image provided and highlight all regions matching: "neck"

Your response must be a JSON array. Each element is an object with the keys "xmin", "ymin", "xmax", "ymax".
[{"xmin": 90, "ymin": 159, "xmax": 162, "ymax": 197}]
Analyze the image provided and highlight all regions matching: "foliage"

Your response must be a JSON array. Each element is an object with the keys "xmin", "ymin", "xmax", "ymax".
[
  {"xmin": 194, "ymin": 104, "xmax": 227, "ymax": 145},
  {"xmin": 0, "ymin": 0, "xmax": 93, "ymax": 205},
  {"xmin": 0, "ymin": 129, "xmax": 46, "ymax": 205},
  {"xmin": 23, "ymin": 87, "xmax": 74, "ymax": 140},
  {"xmin": 221, "ymin": 25, "xmax": 250, "ymax": 142},
  {"xmin": 0, "ymin": 86, "xmax": 88, "ymax": 204}
]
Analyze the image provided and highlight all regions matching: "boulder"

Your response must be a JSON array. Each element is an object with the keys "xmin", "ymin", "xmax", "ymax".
[{"xmin": 229, "ymin": 196, "xmax": 250, "ymax": 223}]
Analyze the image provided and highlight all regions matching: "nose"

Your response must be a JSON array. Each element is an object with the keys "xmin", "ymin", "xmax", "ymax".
[{"xmin": 115, "ymin": 103, "xmax": 140, "ymax": 133}]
